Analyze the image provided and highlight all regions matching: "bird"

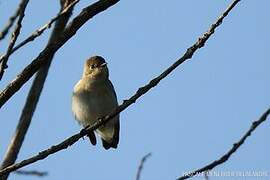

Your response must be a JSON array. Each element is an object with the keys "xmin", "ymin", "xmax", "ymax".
[{"xmin": 72, "ymin": 56, "xmax": 120, "ymax": 150}]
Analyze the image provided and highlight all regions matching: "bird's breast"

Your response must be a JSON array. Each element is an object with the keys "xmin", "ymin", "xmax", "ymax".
[{"xmin": 72, "ymin": 82, "xmax": 117, "ymax": 127}]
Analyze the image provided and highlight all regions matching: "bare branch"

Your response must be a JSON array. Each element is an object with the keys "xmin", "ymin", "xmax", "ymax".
[
  {"xmin": 10, "ymin": 0, "xmax": 80, "ymax": 56},
  {"xmin": 14, "ymin": 170, "xmax": 48, "ymax": 177},
  {"xmin": 0, "ymin": 0, "xmax": 30, "ymax": 80},
  {"xmin": 0, "ymin": 0, "xmax": 240, "ymax": 176},
  {"xmin": 0, "ymin": 0, "xmax": 120, "ymax": 108},
  {"xmin": 136, "ymin": 153, "xmax": 152, "ymax": 180},
  {"xmin": 0, "ymin": 1, "xmax": 75, "ymax": 180},
  {"xmin": 0, "ymin": 1, "xmax": 21, "ymax": 40},
  {"xmin": 178, "ymin": 108, "xmax": 270, "ymax": 180}
]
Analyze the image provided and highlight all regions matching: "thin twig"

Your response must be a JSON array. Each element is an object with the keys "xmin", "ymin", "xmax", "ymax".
[
  {"xmin": 0, "ymin": 0, "xmax": 239, "ymax": 176},
  {"xmin": 0, "ymin": 0, "xmax": 30, "ymax": 80},
  {"xmin": 136, "ymin": 153, "xmax": 152, "ymax": 180},
  {"xmin": 10, "ymin": 0, "xmax": 80, "ymax": 55},
  {"xmin": 14, "ymin": 170, "xmax": 48, "ymax": 177},
  {"xmin": 178, "ymin": 108, "xmax": 270, "ymax": 180},
  {"xmin": 0, "ymin": 0, "xmax": 120, "ymax": 108},
  {"xmin": 0, "ymin": 1, "xmax": 21, "ymax": 40},
  {"xmin": 0, "ymin": 1, "xmax": 75, "ymax": 180}
]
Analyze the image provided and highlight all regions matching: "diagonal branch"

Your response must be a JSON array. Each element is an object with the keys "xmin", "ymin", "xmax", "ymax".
[
  {"xmin": 0, "ymin": 0, "xmax": 30, "ymax": 80},
  {"xmin": 0, "ymin": 0, "xmax": 241, "ymax": 176},
  {"xmin": 14, "ymin": 170, "xmax": 48, "ymax": 177},
  {"xmin": 0, "ymin": 1, "xmax": 76, "ymax": 180},
  {"xmin": 178, "ymin": 108, "xmax": 270, "ymax": 180},
  {"xmin": 136, "ymin": 153, "xmax": 152, "ymax": 180},
  {"xmin": 0, "ymin": 1, "xmax": 22, "ymax": 40},
  {"xmin": 9, "ymin": 0, "xmax": 80, "ymax": 57},
  {"xmin": 0, "ymin": 0, "xmax": 120, "ymax": 109}
]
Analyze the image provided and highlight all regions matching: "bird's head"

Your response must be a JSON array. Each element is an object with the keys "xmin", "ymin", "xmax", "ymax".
[{"xmin": 83, "ymin": 56, "xmax": 109, "ymax": 80}]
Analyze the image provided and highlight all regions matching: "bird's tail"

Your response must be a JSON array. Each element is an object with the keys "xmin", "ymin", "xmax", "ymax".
[{"xmin": 102, "ymin": 138, "xmax": 118, "ymax": 150}]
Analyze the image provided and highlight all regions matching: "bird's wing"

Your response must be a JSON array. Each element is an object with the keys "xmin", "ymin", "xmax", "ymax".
[
  {"xmin": 106, "ymin": 80, "xmax": 120, "ymax": 149},
  {"xmin": 108, "ymin": 80, "xmax": 118, "ymax": 100}
]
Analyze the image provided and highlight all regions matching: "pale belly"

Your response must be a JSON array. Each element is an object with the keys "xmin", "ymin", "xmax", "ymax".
[{"xmin": 72, "ymin": 89, "xmax": 118, "ymax": 141}]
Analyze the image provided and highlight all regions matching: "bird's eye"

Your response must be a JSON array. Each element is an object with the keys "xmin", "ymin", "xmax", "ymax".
[{"xmin": 90, "ymin": 64, "xmax": 96, "ymax": 69}]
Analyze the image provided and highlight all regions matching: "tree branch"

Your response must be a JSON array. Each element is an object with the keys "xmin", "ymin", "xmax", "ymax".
[
  {"xmin": 0, "ymin": 0, "xmax": 240, "ymax": 176},
  {"xmin": 9, "ymin": 0, "xmax": 80, "ymax": 57},
  {"xmin": 0, "ymin": 1, "xmax": 75, "ymax": 180},
  {"xmin": 136, "ymin": 153, "xmax": 152, "ymax": 180},
  {"xmin": 0, "ymin": 1, "xmax": 21, "ymax": 40},
  {"xmin": 178, "ymin": 108, "xmax": 270, "ymax": 180},
  {"xmin": 0, "ymin": 0, "xmax": 30, "ymax": 80},
  {"xmin": 0, "ymin": 0, "xmax": 120, "ymax": 108},
  {"xmin": 14, "ymin": 170, "xmax": 48, "ymax": 177}
]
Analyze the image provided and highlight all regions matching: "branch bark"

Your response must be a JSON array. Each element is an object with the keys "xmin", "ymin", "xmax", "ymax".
[
  {"xmin": 8, "ymin": 0, "xmax": 79, "ymax": 58},
  {"xmin": 136, "ymin": 153, "xmax": 152, "ymax": 180},
  {"xmin": 14, "ymin": 170, "xmax": 48, "ymax": 177},
  {"xmin": 178, "ymin": 108, "xmax": 270, "ymax": 180},
  {"xmin": 0, "ymin": 1, "xmax": 75, "ymax": 180},
  {"xmin": 0, "ymin": 1, "xmax": 22, "ymax": 40},
  {"xmin": 0, "ymin": 0, "xmax": 120, "ymax": 108},
  {"xmin": 0, "ymin": 0, "xmax": 240, "ymax": 176},
  {"xmin": 0, "ymin": 0, "xmax": 30, "ymax": 80}
]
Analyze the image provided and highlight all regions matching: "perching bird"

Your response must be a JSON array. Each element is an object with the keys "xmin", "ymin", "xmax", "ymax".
[{"xmin": 72, "ymin": 56, "xmax": 120, "ymax": 150}]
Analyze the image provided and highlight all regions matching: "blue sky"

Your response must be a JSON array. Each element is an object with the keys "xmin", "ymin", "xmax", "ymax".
[{"xmin": 0, "ymin": 0, "xmax": 269, "ymax": 180}]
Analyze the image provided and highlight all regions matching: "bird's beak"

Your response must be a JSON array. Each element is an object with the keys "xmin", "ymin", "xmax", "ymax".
[{"xmin": 100, "ymin": 62, "xmax": 107, "ymax": 67}]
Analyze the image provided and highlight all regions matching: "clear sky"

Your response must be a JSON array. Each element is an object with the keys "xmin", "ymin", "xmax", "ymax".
[{"xmin": 0, "ymin": 0, "xmax": 269, "ymax": 180}]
